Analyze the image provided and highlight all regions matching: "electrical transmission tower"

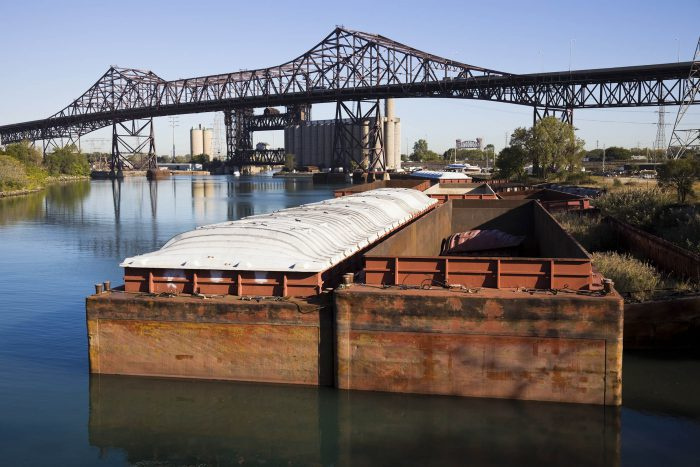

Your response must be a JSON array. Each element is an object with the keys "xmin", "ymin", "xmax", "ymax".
[
  {"xmin": 668, "ymin": 36, "xmax": 700, "ymax": 158},
  {"xmin": 212, "ymin": 113, "xmax": 224, "ymax": 159},
  {"xmin": 654, "ymin": 106, "xmax": 667, "ymax": 159}
]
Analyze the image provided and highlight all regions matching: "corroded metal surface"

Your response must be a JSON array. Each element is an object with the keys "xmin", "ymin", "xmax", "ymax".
[
  {"xmin": 334, "ymin": 285, "xmax": 623, "ymax": 405},
  {"xmin": 87, "ymin": 291, "xmax": 333, "ymax": 385}
]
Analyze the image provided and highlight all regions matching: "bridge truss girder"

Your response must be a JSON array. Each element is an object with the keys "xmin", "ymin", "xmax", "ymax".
[
  {"xmin": 224, "ymin": 105, "xmax": 310, "ymax": 167},
  {"xmin": 0, "ymin": 28, "xmax": 698, "ymax": 147}
]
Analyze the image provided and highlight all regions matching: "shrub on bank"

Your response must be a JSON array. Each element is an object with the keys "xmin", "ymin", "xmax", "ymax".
[
  {"xmin": 0, "ymin": 155, "xmax": 29, "ymax": 191},
  {"xmin": 44, "ymin": 145, "xmax": 90, "ymax": 176},
  {"xmin": 594, "ymin": 187, "xmax": 672, "ymax": 230},
  {"xmin": 591, "ymin": 251, "xmax": 660, "ymax": 301}
]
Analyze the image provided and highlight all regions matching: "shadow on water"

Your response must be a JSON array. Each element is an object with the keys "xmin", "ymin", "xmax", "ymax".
[{"xmin": 89, "ymin": 375, "xmax": 620, "ymax": 467}]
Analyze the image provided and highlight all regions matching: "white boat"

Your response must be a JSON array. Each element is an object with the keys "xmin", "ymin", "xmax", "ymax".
[{"xmin": 232, "ymin": 170, "xmax": 241, "ymax": 177}]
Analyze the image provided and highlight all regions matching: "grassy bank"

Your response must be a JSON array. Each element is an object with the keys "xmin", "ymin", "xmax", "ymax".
[{"xmin": 0, "ymin": 142, "xmax": 90, "ymax": 197}]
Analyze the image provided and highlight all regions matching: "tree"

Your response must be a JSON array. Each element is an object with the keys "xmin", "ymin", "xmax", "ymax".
[
  {"xmin": 508, "ymin": 117, "xmax": 584, "ymax": 179},
  {"xmin": 2, "ymin": 141, "xmax": 43, "ymax": 166},
  {"xmin": 44, "ymin": 145, "xmax": 90, "ymax": 176},
  {"xmin": 657, "ymin": 158, "xmax": 699, "ymax": 204},
  {"xmin": 410, "ymin": 139, "xmax": 441, "ymax": 162},
  {"xmin": 191, "ymin": 154, "xmax": 210, "ymax": 165},
  {"xmin": 495, "ymin": 146, "xmax": 528, "ymax": 180},
  {"xmin": 604, "ymin": 146, "xmax": 632, "ymax": 161},
  {"xmin": 411, "ymin": 139, "xmax": 429, "ymax": 161},
  {"xmin": 284, "ymin": 154, "xmax": 295, "ymax": 172}
]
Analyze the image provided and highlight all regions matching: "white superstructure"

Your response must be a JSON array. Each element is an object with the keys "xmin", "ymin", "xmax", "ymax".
[
  {"xmin": 121, "ymin": 188, "xmax": 437, "ymax": 273},
  {"xmin": 410, "ymin": 170, "xmax": 472, "ymax": 181}
]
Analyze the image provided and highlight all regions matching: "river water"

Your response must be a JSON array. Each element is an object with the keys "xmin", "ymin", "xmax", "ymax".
[{"xmin": 0, "ymin": 176, "xmax": 698, "ymax": 466}]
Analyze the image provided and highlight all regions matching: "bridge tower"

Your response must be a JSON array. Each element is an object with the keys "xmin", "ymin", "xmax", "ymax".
[
  {"xmin": 333, "ymin": 99, "xmax": 385, "ymax": 173},
  {"xmin": 110, "ymin": 118, "xmax": 157, "ymax": 177}
]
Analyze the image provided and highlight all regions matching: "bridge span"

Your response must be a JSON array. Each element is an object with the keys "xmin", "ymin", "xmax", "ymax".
[{"xmin": 0, "ymin": 27, "xmax": 697, "ymax": 172}]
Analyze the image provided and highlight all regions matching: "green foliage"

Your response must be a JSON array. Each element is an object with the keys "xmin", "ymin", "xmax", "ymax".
[
  {"xmin": 591, "ymin": 252, "xmax": 660, "ymax": 302},
  {"xmin": 44, "ymin": 145, "xmax": 90, "ymax": 176},
  {"xmin": 612, "ymin": 178, "xmax": 623, "ymax": 187},
  {"xmin": 284, "ymin": 154, "xmax": 295, "ymax": 172},
  {"xmin": 594, "ymin": 187, "xmax": 672, "ymax": 230},
  {"xmin": 191, "ymin": 154, "xmax": 210, "ymax": 165},
  {"xmin": 495, "ymin": 146, "xmax": 528, "ymax": 180},
  {"xmin": 657, "ymin": 157, "xmax": 699, "ymax": 203},
  {"xmin": 553, "ymin": 212, "xmax": 615, "ymax": 253},
  {"xmin": 410, "ymin": 139, "xmax": 441, "ymax": 161},
  {"xmin": 603, "ymin": 146, "xmax": 632, "ymax": 161},
  {"xmin": 653, "ymin": 204, "xmax": 700, "ymax": 255},
  {"xmin": 0, "ymin": 155, "xmax": 29, "ymax": 191},
  {"xmin": 2, "ymin": 141, "xmax": 43, "ymax": 166},
  {"xmin": 506, "ymin": 117, "xmax": 584, "ymax": 179}
]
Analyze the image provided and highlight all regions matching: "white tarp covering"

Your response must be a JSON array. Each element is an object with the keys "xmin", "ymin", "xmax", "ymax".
[
  {"xmin": 410, "ymin": 170, "xmax": 472, "ymax": 181},
  {"xmin": 121, "ymin": 188, "xmax": 437, "ymax": 273}
]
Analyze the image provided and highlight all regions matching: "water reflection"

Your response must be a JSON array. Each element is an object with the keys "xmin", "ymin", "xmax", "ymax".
[
  {"xmin": 0, "ymin": 180, "xmax": 91, "ymax": 226},
  {"xmin": 89, "ymin": 375, "xmax": 620, "ymax": 467}
]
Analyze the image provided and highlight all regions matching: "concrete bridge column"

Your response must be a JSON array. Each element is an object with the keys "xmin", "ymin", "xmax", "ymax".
[{"xmin": 384, "ymin": 98, "xmax": 395, "ymax": 170}]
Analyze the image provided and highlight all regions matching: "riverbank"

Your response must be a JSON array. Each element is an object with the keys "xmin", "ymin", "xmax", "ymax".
[{"xmin": 0, "ymin": 175, "xmax": 90, "ymax": 198}]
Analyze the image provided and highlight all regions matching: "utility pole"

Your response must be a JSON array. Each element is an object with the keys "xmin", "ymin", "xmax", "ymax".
[
  {"xmin": 602, "ymin": 144, "xmax": 606, "ymax": 173},
  {"xmin": 169, "ymin": 116, "xmax": 179, "ymax": 162}
]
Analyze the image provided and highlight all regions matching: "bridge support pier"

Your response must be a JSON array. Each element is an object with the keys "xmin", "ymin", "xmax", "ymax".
[
  {"xmin": 533, "ymin": 107, "xmax": 574, "ymax": 126},
  {"xmin": 41, "ymin": 136, "xmax": 80, "ymax": 158},
  {"xmin": 110, "ymin": 118, "xmax": 157, "ymax": 178},
  {"xmin": 333, "ymin": 100, "xmax": 385, "ymax": 173}
]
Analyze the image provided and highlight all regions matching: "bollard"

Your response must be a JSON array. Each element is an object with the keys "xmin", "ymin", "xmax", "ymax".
[
  {"xmin": 603, "ymin": 279, "xmax": 614, "ymax": 294},
  {"xmin": 342, "ymin": 273, "xmax": 354, "ymax": 287},
  {"xmin": 103, "ymin": 280, "xmax": 111, "ymax": 292},
  {"xmin": 94, "ymin": 283, "xmax": 104, "ymax": 295}
]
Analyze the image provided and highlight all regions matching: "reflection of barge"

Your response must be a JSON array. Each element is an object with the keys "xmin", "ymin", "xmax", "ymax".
[{"xmin": 87, "ymin": 187, "xmax": 623, "ymax": 406}]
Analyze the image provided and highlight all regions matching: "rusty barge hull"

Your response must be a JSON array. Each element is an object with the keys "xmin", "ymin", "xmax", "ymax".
[
  {"xmin": 86, "ymin": 292, "xmax": 333, "ymax": 385},
  {"xmin": 334, "ymin": 285, "xmax": 623, "ymax": 405}
]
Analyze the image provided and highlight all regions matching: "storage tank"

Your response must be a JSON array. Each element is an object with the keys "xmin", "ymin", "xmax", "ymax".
[
  {"xmin": 190, "ymin": 125, "xmax": 204, "ymax": 156},
  {"xmin": 394, "ymin": 119, "xmax": 402, "ymax": 170},
  {"xmin": 203, "ymin": 128, "xmax": 213, "ymax": 156}
]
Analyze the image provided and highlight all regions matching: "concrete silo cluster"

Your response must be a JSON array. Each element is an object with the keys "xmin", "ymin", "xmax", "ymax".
[
  {"xmin": 283, "ymin": 99, "xmax": 402, "ymax": 170},
  {"xmin": 190, "ymin": 124, "xmax": 213, "ymax": 156}
]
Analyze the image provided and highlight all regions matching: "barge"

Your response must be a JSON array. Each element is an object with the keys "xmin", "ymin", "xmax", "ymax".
[{"xmin": 87, "ymin": 188, "xmax": 623, "ymax": 406}]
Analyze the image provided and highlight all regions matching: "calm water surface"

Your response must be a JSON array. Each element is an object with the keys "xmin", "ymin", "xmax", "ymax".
[{"xmin": 0, "ymin": 176, "xmax": 698, "ymax": 466}]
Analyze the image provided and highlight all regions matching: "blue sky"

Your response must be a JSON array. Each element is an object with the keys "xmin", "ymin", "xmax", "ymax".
[{"xmin": 1, "ymin": 0, "xmax": 698, "ymax": 155}]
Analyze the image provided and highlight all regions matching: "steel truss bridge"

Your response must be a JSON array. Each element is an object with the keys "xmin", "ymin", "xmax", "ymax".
[{"xmin": 0, "ymin": 27, "xmax": 697, "ymax": 172}]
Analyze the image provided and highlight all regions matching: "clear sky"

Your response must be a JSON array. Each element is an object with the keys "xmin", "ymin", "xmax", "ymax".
[{"xmin": 1, "ymin": 0, "xmax": 698, "ymax": 156}]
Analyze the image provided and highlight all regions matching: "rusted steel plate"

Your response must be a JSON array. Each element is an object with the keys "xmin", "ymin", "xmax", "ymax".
[
  {"xmin": 336, "ymin": 330, "xmax": 607, "ymax": 404},
  {"xmin": 88, "ymin": 319, "xmax": 322, "ymax": 385}
]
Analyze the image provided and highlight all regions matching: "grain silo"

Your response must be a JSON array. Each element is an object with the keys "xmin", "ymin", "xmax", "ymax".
[
  {"xmin": 190, "ymin": 125, "xmax": 204, "ymax": 156},
  {"xmin": 203, "ymin": 128, "xmax": 213, "ymax": 156}
]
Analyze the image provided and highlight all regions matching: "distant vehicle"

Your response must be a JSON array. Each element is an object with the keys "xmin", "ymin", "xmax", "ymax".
[{"xmin": 639, "ymin": 170, "xmax": 656, "ymax": 179}]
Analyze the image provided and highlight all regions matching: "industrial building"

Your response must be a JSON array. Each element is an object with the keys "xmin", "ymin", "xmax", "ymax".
[
  {"xmin": 284, "ymin": 99, "xmax": 402, "ymax": 170},
  {"xmin": 190, "ymin": 124, "xmax": 213, "ymax": 156}
]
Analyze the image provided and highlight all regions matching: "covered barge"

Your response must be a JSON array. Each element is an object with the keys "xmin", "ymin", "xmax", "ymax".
[{"xmin": 87, "ymin": 188, "xmax": 623, "ymax": 406}]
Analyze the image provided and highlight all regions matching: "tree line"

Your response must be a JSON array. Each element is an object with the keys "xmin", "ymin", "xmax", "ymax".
[{"xmin": 0, "ymin": 142, "xmax": 90, "ymax": 192}]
